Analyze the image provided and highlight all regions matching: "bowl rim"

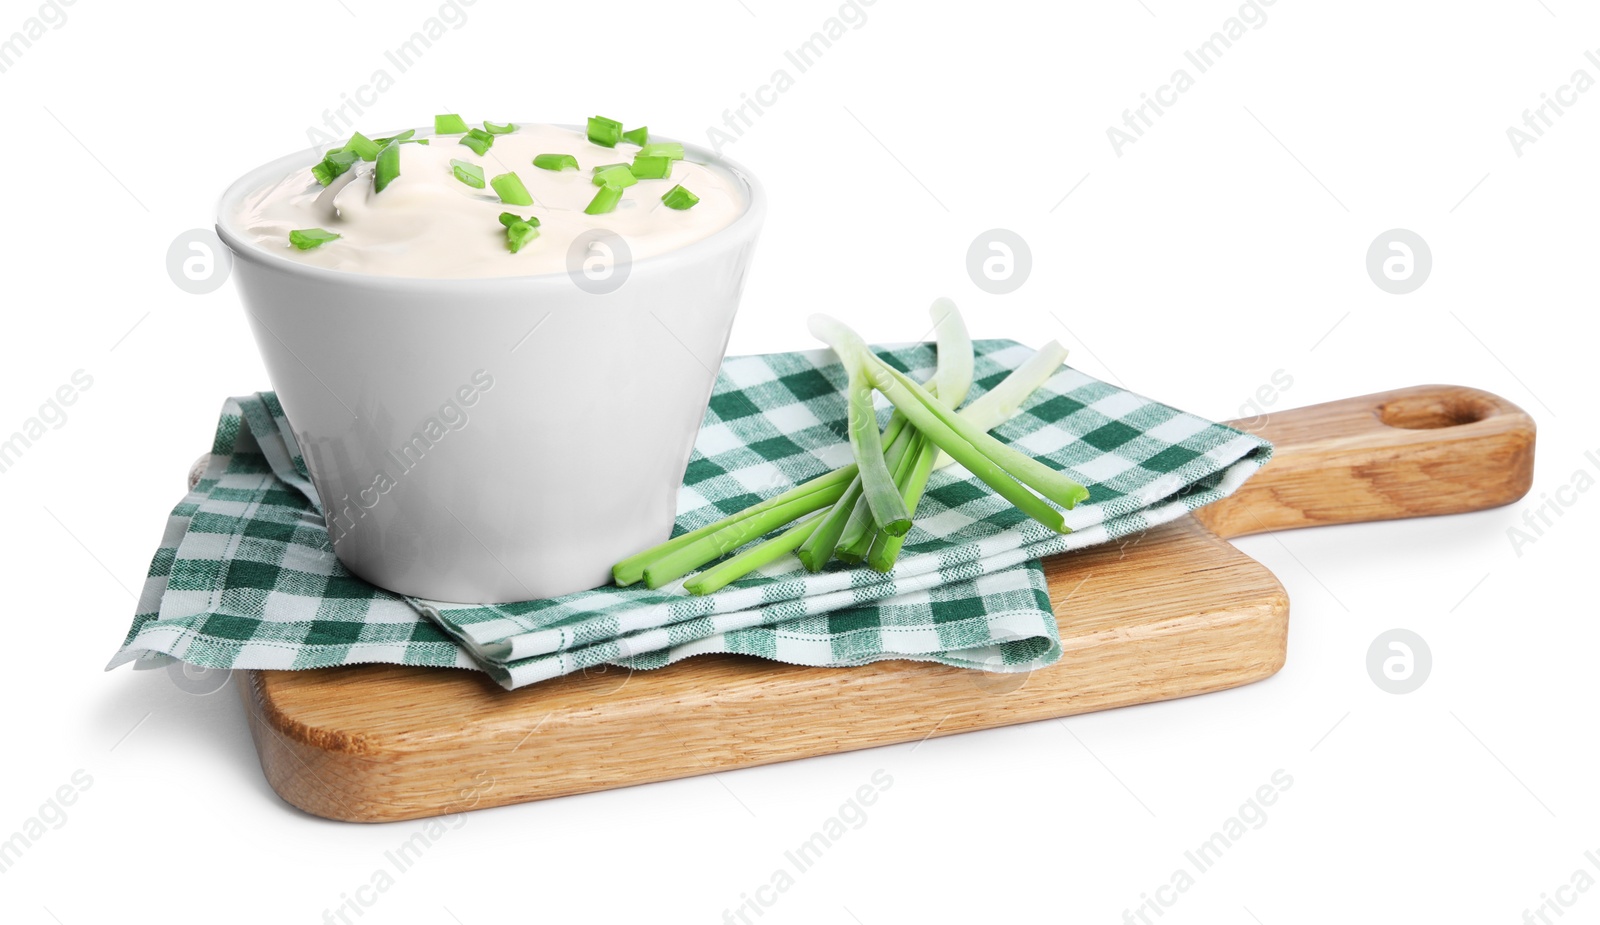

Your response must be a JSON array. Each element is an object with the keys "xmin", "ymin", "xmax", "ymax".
[{"xmin": 214, "ymin": 123, "xmax": 766, "ymax": 291}]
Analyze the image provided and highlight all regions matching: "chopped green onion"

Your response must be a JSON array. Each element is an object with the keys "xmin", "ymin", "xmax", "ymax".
[
  {"xmin": 631, "ymin": 155, "xmax": 673, "ymax": 179},
  {"xmin": 490, "ymin": 172, "xmax": 534, "ymax": 206},
  {"xmin": 584, "ymin": 184, "xmax": 624, "ymax": 214},
  {"xmin": 590, "ymin": 163, "xmax": 628, "ymax": 175},
  {"xmin": 450, "ymin": 158, "xmax": 485, "ymax": 189},
  {"xmin": 587, "ymin": 115, "xmax": 624, "ymax": 147},
  {"xmin": 342, "ymin": 132, "xmax": 381, "ymax": 162},
  {"xmin": 484, "ymin": 120, "xmax": 517, "ymax": 135},
  {"xmin": 435, "ymin": 114, "xmax": 469, "ymax": 134},
  {"xmin": 592, "ymin": 165, "xmax": 637, "ymax": 189},
  {"xmin": 639, "ymin": 142, "xmax": 685, "ymax": 160},
  {"xmin": 533, "ymin": 153, "xmax": 579, "ymax": 171},
  {"xmin": 311, "ymin": 149, "xmax": 359, "ymax": 186},
  {"xmin": 661, "ymin": 184, "xmax": 699, "ymax": 210},
  {"xmin": 622, "ymin": 126, "xmax": 648, "ymax": 146},
  {"xmin": 459, "ymin": 128, "xmax": 494, "ymax": 156},
  {"xmin": 289, "ymin": 228, "xmax": 341, "ymax": 250},
  {"xmin": 505, "ymin": 220, "xmax": 539, "ymax": 254},
  {"xmin": 498, "ymin": 211, "xmax": 540, "ymax": 228},
  {"xmin": 372, "ymin": 129, "xmax": 416, "ymax": 146},
  {"xmin": 374, "ymin": 141, "xmax": 401, "ymax": 193}
]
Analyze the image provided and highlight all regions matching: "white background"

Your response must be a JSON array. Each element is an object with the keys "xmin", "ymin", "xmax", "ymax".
[{"xmin": 2, "ymin": 0, "xmax": 1598, "ymax": 922}]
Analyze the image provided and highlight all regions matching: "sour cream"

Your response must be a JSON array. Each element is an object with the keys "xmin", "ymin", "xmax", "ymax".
[{"xmin": 230, "ymin": 123, "xmax": 747, "ymax": 279}]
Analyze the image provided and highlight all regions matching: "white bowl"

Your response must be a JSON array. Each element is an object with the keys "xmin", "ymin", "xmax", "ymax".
[{"xmin": 215, "ymin": 132, "xmax": 765, "ymax": 603}]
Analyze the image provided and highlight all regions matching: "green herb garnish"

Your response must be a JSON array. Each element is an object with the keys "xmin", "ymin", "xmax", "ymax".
[
  {"xmin": 587, "ymin": 115, "xmax": 624, "ymax": 147},
  {"xmin": 374, "ymin": 141, "xmax": 401, "ymax": 193},
  {"xmin": 450, "ymin": 159, "xmax": 485, "ymax": 189},
  {"xmin": 661, "ymin": 184, "xmax": 699, "ymax": 210},
  {"xmin": 505, "ymin": 220, "xmax": 539, "ymax": 254},
  {"xmin": 592, "ymin": 165, "xmax": 637, "ymax": 189},
  {"xmin": 490, "ymin": 172, "xmax": 534, "ymax": 206},
  {"xmin": 484, "ymin": 121, "xmax": 517, "ymax": 135},
  {"xmin": 343, "ymin": 132, "xmax": 381, "ymax": 162},
  {"xmin": 372, "ymin": 129, "xmax": 416, "ymax": 147},
  {"xmin": 622, "ymin": 126, "xmax": 648, "ymax": 146},
  {"xmin": 498, "ymin": 212, "xmax": 540, "ymax": 228},
  {"xmin": 533, "ymin": 153, "xmax": 579, "ymax": 171},
  {"xmin": 435, "ymin": 114, "xmax": 469, "ymax": 134},
  {"xmin": 638, "ymin": 142, "xmax": 685, "ymax": 161},
  {"xmin": 289, "ymin": 228, "xmax": 341, "ymax": 250},
  {"xmin": 584, "ymin": 185, "xmax": 624, "ymax": 214},
  {"xmin": 459, "ymin": 128, "xmax": 495, "ymax": 156},
  {"xmin": 631, "ymin": 155, "xmax": 672, "ymax": 179},
  {"xmin": 311, "ymin": 149, "xmax": 359, "ymax": 186}
]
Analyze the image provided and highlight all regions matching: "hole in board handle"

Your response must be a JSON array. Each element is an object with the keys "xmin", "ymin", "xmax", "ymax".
[{"xmin": 1378, "ymin": 394, "xmax": 1492, "ymax": 430}]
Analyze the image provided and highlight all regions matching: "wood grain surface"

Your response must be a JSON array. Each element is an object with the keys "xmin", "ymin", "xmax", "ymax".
[{"xmin": 239, "ymin": 384, "xmax": 1535, "ymax": 822}]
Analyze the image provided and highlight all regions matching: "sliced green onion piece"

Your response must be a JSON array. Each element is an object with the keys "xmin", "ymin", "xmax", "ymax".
[
  {"xmin": 622, "ymin": 126, "xmax": 648, "ymax": 146},
  {"xmin": 289, "ymin": 228, "xmax": 341, "ymax": 250},
  {"xmin": 311, "ymin": 149, "xmax": 359, "ymax": 186},
  {"xmin": 592, "ymin": 165, "xmax": 637, "ymax": 189},
  {"xmin": 587, "ymin": 115, "xmax": 624, "ymax": 147},
  {"xmin": 374, "ymin": 141, "xmax": 401, "ymax": 193},
  {"xmin": 590, "ymin": 163, "xmax": 628, "ymax": 175},
  {"xmin": 505, "ymin": 221, "xmax": 539, "ymax": 254},
  {"xmin": 490, "ymin": 172, "xmax": 533, "ymax": 206},
  {"xmin": 450, "ymin": 158, "xmax": 485, "ymax": 189},
  {"xmin": 533, "ymin": 153, "xmax": 579, "ymax": 171},
  {"xmin": 630, "ymin": 155, "xmax": 672, "ymax": 179},
  {"xmin": 484, "ymin": 120, "xmax": 517, "ymax": 135},
  {"xmin": 498, "ymin": 212, "xmax": 540, "ymax": 228},
  {"xmin": 661, "ymin": 184, "xmax": 699, "ymax": 210},
  {"xmin": 343, "ymin": 132, "xmax": 381, "ymax": 162},
  {"xmin": 435, "ymin": 113, "xmax": 469, "ymax": 134},
  {"xmin": 584, "ymin": 184, "xmax": 624, "ymax": 214},
  {"xmin": 372, "ymin": 129, "xmax": 416, "ymax": 147},
  {"xmin": 459, "ymin": 128, "xmax": 494, "ymax": 156},
  {"xmin": 639, "ymin": 142, "xmax": 685, "ymax": 160}
]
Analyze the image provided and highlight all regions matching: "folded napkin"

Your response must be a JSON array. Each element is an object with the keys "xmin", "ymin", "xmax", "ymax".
[{"xmin": 110, "ymin": 340, "xmax": 1271, "ymax": 689}]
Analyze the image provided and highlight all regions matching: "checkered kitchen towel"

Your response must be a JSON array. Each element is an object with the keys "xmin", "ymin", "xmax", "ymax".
[{"xmin": 110, "ymin": 340, "xmax": 1271, "ymax": 689}]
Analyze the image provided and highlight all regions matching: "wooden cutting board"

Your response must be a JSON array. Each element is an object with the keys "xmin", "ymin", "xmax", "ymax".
[{"xmin": 237, "ymin": 384, "xmax": 1534, "ymax": 822}]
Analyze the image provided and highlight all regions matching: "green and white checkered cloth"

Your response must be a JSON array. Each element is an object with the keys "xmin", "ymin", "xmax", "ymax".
[{"xmin": 109, "ymin": 339, "xmax": 1271, "ymax": 689}]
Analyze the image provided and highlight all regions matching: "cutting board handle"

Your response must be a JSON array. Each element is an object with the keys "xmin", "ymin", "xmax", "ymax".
[{"xmin": 1191, "ymin": 384, "xmax": 1536, "ymax": 540}]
